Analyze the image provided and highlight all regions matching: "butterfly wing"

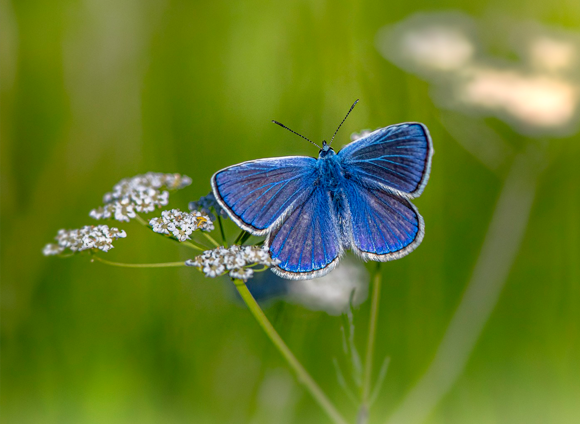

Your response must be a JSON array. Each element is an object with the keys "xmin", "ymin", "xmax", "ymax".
[
  {"xmin": 211, "ymin": 156, "xmax": 317, "ymax": 236},
  {"xmin": 266, "ymin": 186, "xmax": 342, "ymax": 280},
  {"xmin": 339, "ymin": 122, "xmax": 433, "ymax": 198},
  {"xmin": 343, "ymin": 181, "xmax": 424, "ymax": 261}
]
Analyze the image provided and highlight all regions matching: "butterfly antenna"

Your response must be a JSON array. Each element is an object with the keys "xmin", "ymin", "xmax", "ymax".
[
  {"xmin": 329, "ymin": 99, "xmax": 359, "ymax": 147},
  {"xmin": 272, "ymin": 120, "xmax": 321, "ymax": 149}
]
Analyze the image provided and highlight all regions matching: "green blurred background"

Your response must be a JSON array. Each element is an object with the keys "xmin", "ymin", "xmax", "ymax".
[{"xmin": 1, "ymin": 0, "xmax": 579, "ymax": 423}]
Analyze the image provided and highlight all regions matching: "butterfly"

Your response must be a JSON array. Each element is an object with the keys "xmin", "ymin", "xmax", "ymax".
[{"xmin": 211, "ymin": 101, "xmax": 434, "ymax": 280}]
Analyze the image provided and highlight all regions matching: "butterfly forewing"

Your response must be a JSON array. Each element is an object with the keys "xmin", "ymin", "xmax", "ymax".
[
  {"xmin": 339, "ymin": 123, "xmax": 433, "ymax": 197},
  {"xmin": 212, "ymin": 157, "xmax": 317, "ymax": 235}
]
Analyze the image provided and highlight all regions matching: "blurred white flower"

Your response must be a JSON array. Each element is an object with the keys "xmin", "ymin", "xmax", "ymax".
[
  {"xmin": 509, "ymin": 23, "xmax": 580, "ymax": 74},
  {"xmin": 528, "ymin": 36, "xmax": 577, "ymax": 72},
  {"xmin": 376, "ymin": 12, "xmax": 476, "ymax": 77},
  {"xmin": 43, "ymin": 244, "xmax": 64, "ymax": 256},
  {"xmin": 189, "ymin": 192, "xmax": 228, "ymax": 219},
  {"xmin": 113, "ymin": 198, "xmax": 137, "ymax": 222},
  {"xmin": 230, "ymin": 267, "xmax": 254, "ymax": 281},
  {"xmin": 377, "ymin": 12, "xmax": 580, "ymax": 136},
  {"xmin": 453, "ymin": 69, "xmax": 579, "ymax": 129},
  {"xmin": 203, "ymin": 262, "xmax": 226, "ymax": 277},
  {"xmin": 43, "ymin": 225, "xmax": 127, "ymax": 256},
  {"xmin": 285, "ymin": 258, "xmax": 369, "ymax": 316},
  {"xmin": 89, "ymin": 204, "xmax": 116, "ymax": 220},
  {"xmin": 90, "ymin": 172, "xmax": 191, "ymax": 222},
  {"xmin": 401, "ymin": 26, "xmax": 474, "ymax": 71},
  {"xmin": 150, "ymin": 209, "xmax": 214, "ymax": 241},
  {"xmin": 186, "ymin": 245, "xmax": 280, "ymax": 281}
]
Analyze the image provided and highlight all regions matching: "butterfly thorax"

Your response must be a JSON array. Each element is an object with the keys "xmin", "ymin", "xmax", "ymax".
[
  {"xmin": 315, "ymin": 149, "xmax": 350, "ymax": 244},
  {"xmin": 316, "ymin": 149, "xmax": 345, "ymax": 193}
]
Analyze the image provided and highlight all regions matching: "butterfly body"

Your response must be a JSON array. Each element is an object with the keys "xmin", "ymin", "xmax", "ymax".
[{"xmin": 212, "ymin": 122, "xmax": 433, "ymax": 280}]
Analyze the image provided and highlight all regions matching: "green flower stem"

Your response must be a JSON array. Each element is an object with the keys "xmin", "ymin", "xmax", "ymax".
[
  {"xmin": 202, "ymin": 232, "xmax": 221, "ymax": 248},
  {"xmin": 217, "ymin": 215, "xmax": 227, "ymax": 244},
  {"xmin": 361, "ymin": 263, "xmax": 382, "ymax": 416},
  {"xmin": 234, "ymin": 230, "xmax": 245, "ymax": 244},
  {"xmin": 181, "ymin": 241, "xmax": 205, "ymax": 251},
  {"xmin": 134, "ymin": 213, "xmax": 149, "ymax": 226},
  {"xmin": 234, "ymin": 281, "xmax": 348, "ymax": 424},
  {"xmin": 91, "ymin": 256, "xmax": 187, "ymax": 268}
]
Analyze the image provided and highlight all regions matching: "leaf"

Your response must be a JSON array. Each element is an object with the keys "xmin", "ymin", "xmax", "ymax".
[{"xmin": 370, "ymin": 356, "xmax": 391, "ymax": 407}]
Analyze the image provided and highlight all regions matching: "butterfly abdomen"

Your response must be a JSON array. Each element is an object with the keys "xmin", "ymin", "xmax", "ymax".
[{"xmin": 315, "ymin": 155, "xmax": 352, "ymax": 247}]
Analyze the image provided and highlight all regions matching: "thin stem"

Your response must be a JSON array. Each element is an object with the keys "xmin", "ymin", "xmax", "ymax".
[
  {"xmin": 240, "ymin": 231, "xmax": 252, "ymax": 245},
  {"xmin": 181, "ymin": 240, "xmax": 205, "ymax": 252},
  {"xmin": 234, "ymin": 230, "xmax": 245, "ymax": 244},
  {"xmin": 202, "ymin": 232, "xmax": 221, "ymax": 248},
  {"xmin": 134, "ymin": 213, "xmax": 149, "ymax": 226},
  {"xmin": 360, "ymin": 263, "xmax": 382, "ymax": 421},
  {"xmin": 217, "ymin": 215, "xmax": 227, "ymax": 244},
  {"xmin": 91, "ymin": 255, "xmax": 187, "ymax": 268},
  {"xmin": 234, "ymin": 281, "xmax": 348, "ymax": 424}
]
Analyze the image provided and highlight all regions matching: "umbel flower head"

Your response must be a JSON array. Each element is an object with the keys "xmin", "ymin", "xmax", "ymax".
[
  {"xmin": 186, "ymin": 245, "xmax": 280, "ymax": 281},
  {"xmin": 149, "ymin": 209, "xmax": 214, "ymax": 242},
  {"xmin": 189, "ymin": 192, "xmax": 228, "ymax": 219},
  {"xmin": 43, "ymin": 225, "xmax": 127, "ymax": 256},
  {"xmin": 90, "ymin": 172, "xmax": 192, "ymax": 222}
]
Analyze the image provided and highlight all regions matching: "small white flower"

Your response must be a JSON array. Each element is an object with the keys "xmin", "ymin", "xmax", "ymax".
[
  {"xmin": 90, "ymin": 173, "xmax": 192, "ymax": 222},
  {"xmin": 254, "ymin": 248, "xmax": 270, "ymax": 263},
  {"xmin": 43, "ymin": 225, "xmax": 126, "ymax": 256},
  {"xmin": 230, "ymin": 267, "xmax": 254, "ymax": 281},
  {"xmin": 93, "ymin": 236, "xmax": 114, "ymax": 252},
  {"xmin": 161, "ymin": 209, "xmax": 178, "ymax": 221},
  {"xmin": 172, "ymin": 226, "xmax": 193, "ymax": 242},
  {"xmin": 89, "ymin": 205, "xmax": 113, "ymax": 220},
  {"xmin": 185, "ymin": 258, "xmax": 201, "ymax": 267},
  {"xmin": 149, "ymin": 217, "xmax": 170, "ymax": 234},
  {"xmin": 107, "ymin": 227, "xmax": 127, "ymax": 238},
  {"xmin": 203, "ymin": 262, "xmax": 225, "ymax": 277},
  {"xmin": 187, "ymin": 244, "xmax": 276, "ymax": 281},
  {"xmin": 241, "ymin": 246, "xmax": 258, "ymax": 263},
  {"xmin": 133, "ymin": 197, "xmax": 155, "ymax": 213},
  {"xmin": 113, "ymin": 199, "xmax": 136, "ymax": 222},
  {"xmin": 43, "ymin": 243, "xmax": 64, "ymax": 256},
  {"xmin": 156, "ymin": 191, "xmax": 170, "ymax": 206},
  {"xmin": 149, "ymin": 209, "xmax": 213, "ymax": 241}
]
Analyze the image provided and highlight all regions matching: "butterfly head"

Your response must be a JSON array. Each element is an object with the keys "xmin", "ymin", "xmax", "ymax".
[{"xmin": 318, "ymin": 140, "xmax": 336, "ymax": 158}]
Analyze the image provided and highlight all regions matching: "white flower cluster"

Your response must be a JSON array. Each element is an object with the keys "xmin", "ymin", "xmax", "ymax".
[
  {"xmin": 90, "ymin": 173, "xmax": 192, "ymax": 222},
  {"xmin": 186, "ymin": 245, "xmax": 280, "ymax": 281},
  {"xmin": 189, "ymin": 192, "xmax": 228, "ymax": 219},
  {"xmin": 43, "ymin": 225, "xmax": 127, "ymax": 256},
  {"xmin": 149, "ymin": 209, "xmax": 214, "ymax": 242}
]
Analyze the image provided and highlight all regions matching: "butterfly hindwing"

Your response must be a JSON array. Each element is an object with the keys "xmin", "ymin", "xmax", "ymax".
[
  {"xmin": 266, "ymin": 186, "xmax": 342, "ymax": 279},
  {"xmin": 343, "ymin": 181, "xmax": 424, "ymax": 261},
  {"xmin": 339, "ymin": 123, "xmax": 433, "ymax": 197},
  {"xmin": 212, "ymin": 157, "xmax": 317, "ymax": 235}
]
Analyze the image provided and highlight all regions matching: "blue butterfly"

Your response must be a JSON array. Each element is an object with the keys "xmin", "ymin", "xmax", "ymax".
[{"xmin": 211, "ymin": 101, "xmax": 434, "ymax": 280}]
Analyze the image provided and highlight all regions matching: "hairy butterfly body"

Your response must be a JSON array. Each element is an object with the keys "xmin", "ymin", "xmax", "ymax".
[{"xmin": 212, "ymin": 112, "xmax": 433, "ymax": 280}]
